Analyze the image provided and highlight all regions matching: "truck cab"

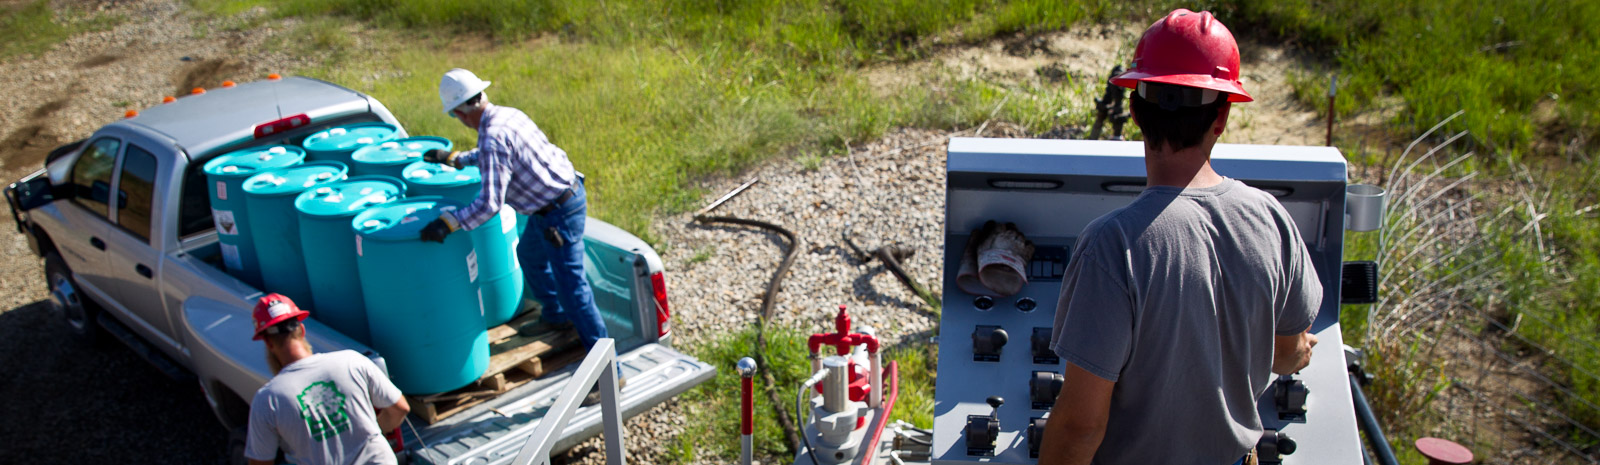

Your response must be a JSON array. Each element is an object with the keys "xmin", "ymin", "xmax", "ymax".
[{"xmin": 6, "ymin": 76, "xmax": 713, "ymax": 463}]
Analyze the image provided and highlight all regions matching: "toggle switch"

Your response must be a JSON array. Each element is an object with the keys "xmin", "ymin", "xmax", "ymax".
[
  {"xmin": 972, "ymin": 325, "xmax": 1008, "ymax": 362},
  {"xmin": 1256, "ymin": 429, "xmax": 1298, "ymax": 464},
  {"xmin": 965, "ymin": 396, "xmax": 1004, "ymax": 456},
  {"xmin": 1030, "ymin": 371, "xmax": 1064, "ymax": 409},
  {"xmin": 973, "ymin": 295, "xmax": 995, "ymax": 311},
  {"xmin": 1026, "ymin": 417, "xmax": 1048, "ymax": 458},
  {"xmin": 1015, "ymin": 297, "xmax": 1037, "ymax": 312},
  {"xmin": 1031, "ymin": 327, "xmax": 1060, "ymax": 365},
  {"xmin": 1273, "ymin": 375, "xmax": 1310, "ymax": 421}
]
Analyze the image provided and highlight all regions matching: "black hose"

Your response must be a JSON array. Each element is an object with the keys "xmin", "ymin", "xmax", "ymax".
[
  {"xmin": 1350, "ymin": 372, "xmax": 1400, "ymax": 465},
  {"xmin": 695, "ymin": 214, "xmax": 805, "ymax": 455}
]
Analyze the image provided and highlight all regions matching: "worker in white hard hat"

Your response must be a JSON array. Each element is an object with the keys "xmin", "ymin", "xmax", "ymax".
[
  {"xmin": 418, "ymin": 68, "xmax": 620, "ymax": 405},
  {"xmin": 1040, "ymin": 10, "xmax": 1321, "ymax": 465}
]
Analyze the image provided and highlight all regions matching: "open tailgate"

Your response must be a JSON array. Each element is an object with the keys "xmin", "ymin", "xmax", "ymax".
[{"xmin": 406, "ymin": 342, "xmax": 715, "ymax": 464}]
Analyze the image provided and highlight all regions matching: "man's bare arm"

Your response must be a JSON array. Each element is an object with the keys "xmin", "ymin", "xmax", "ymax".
[
  {"xmin": 1038, "ymin": 362, "xmax": 1115, "ymax": 465},
  {"xmin": 1272, "ymin": 325, "xmax": 1319, "ymax": 375},
  {"xmin": 377, "ymin": 396, "xmax": 411, "ymax": 432}
]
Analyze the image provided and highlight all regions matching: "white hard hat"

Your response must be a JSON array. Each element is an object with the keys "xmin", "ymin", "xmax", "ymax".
[{"xmin": 439, "ymin": 68, "xmax": 491, "ymax": 115}]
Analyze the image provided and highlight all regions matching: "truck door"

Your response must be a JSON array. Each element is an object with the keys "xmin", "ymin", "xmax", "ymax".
[
  {"xmin": 105, "ymin": 143, "xmax": 184, "ymax": 353},
  {"xmin": 57, "ymin": 137, "xmax": 123, "ymax": 307}
]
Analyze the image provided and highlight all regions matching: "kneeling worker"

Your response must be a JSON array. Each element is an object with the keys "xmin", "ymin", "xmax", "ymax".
[
  {"xmin": 419, "ymin": 68, "xmax": 619, "ymax": 403},
  {"xmin": 246, "ymin": 294, "xmax": 410, "ymax": 465}
]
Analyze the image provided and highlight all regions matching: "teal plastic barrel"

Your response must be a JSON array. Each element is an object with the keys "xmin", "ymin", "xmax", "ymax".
[
  {"xmin": 401, "ymin": 161, "xmax": 481, "ymax": 204},
  {"xmin": 353, "ymin": 197, "xmax": 488, "ymax": 394},
  {"xmin": 294, "ymin": 176, "xmax": 406, "ymax": 346},
  {"xmin": 242, "ymin": 162, "xmax": 348, "ymax": 311},
  {"xmin": 203, "ymin": 145, "xmax": 305, "ymax": 288},
  {"xmin": 471, "ymin": 207, "xmax": 525, "ymax": 328},
  {"xmin": 400, "ymin": 160, "xmax": 524, "ymax": 328},
  {"xmin": 301, "ymin": 123, "xmax": 399, "ymax": 167},
  {"xmin": 350, "ymin": 136, "xmax": 451, "ymax": 179}
]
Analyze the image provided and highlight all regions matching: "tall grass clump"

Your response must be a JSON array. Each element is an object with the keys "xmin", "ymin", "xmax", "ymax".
[{"xmin": 1204, "ymin": 0, "xmax": 1599, "ymax": 156}]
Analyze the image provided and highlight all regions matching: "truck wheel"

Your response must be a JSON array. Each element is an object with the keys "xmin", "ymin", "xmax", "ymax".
[
  {"xmin": 225, "ymin": 426, "xmax": 249, "ymax": 465},
  {"xmin": 44, "ymin": 251, "xmax": 105, "ymax": 345}
]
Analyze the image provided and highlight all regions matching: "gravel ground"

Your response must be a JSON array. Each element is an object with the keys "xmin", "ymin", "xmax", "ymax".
[{"xmin": 554, "ymin": 126, "xmax": 1034, "ymax": 465}]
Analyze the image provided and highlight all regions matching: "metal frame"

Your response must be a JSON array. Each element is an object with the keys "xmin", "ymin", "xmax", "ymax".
[{"xmin": 511, "ymin": 338, "xmax": 626, "ymax": 465}]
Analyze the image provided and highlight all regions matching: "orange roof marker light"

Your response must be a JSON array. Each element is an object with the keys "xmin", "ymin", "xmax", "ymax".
[
  {"xmin": 124, "ymin": 110, "xmax": 139, "ymax": 119},
  {"xmin": 267, "ymin": 73, "xmax": 282, "ymax": 81},
  {"xmin": 191, "ymin": 87, "xmax": 207, "ymax": 95},
  {"xmin": 162, "ymin": 96, "xmax": 176, "ymax": 104},
  {"xmin": 222, "ymin": 80, "xmax": 237, "ymax": 88}
]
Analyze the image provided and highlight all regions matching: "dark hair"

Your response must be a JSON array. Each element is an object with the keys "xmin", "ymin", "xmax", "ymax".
[
  {"xmin": 463, "ymin": 93, "xmax": 484, "ymax": 108},
  {"xmin": 1129, "ymin": 95, "xmax": 1224, "ymax": 151}
]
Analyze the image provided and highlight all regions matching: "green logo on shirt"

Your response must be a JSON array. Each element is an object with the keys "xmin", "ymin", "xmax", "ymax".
[{"xmin": 297, "ymin": 381, "xmax": 352, "ymax": 441}]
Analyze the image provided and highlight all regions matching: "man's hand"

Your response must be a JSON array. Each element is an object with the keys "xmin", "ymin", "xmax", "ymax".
[
  {"xmin": 1273, "ymin": 326, "xmax": 1319, "ymax": 375},
  {"xmin": 376, "ymin": 397, "xmax": 411, "ymax": 433},
  {"xmin": 419, "ymin": 213, "xmax": 460, "ymax": 243},
  {"xmin": 423, "ymin": 148, "xmax": 460, "ymax": 167}
]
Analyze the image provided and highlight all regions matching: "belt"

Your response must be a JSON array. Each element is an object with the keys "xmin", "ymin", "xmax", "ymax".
[{"xmin": 533, "ymin": 189, "xmax": 575, "ymax": 216}]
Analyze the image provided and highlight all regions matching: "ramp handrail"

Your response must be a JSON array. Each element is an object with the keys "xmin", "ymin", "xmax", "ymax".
[{"xmin": 511, "ymin": 338, "xmax": 626, "ymax": 465}]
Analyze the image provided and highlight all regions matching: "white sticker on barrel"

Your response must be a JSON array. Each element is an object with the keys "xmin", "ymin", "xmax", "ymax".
[
  {"xmin": 467, "ymin": 250, "xmax": 478, "ymax": 282},
  {"xmin": 216, "ymin": 181, "xmax": 227, "ymax": 200},
  {"xmin": 400, "ymin": 215, "xmax": 418, "ymax": 225},
  {"xmin": 212, "ymin": 209, "xmax": 238, "ymax": 235},
  {"xmin": 355, "ymin": 235, "xmax": 363, "ymax": 257},
  {"xmin": 499, "ymin": 206, "xmax": 515, "ymax": 234},
  {"xmin": 221, "ymin": 243, "xmax": 241, "ymax": 271}
]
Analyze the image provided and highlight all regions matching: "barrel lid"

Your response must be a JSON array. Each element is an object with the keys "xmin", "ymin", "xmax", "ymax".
[
  {"xmin": 295, "ymin": 175, "xmax": 407, "ymax": 218},
  {"xmin": 403, "ymin": 160, "xmax": 481, "ymax": 187},
  {"xmin": 302, "ymin": 123, "xmax": 399, "ymax": 154},
  {"xmin": 202, "ymin": 145, "xmax": 305, "ymax": 178},
  {"xmin": 351, "ymin": 196, "xmax": 463, "ymax": 241},
  {"xmin": 352, "ymin": 136, "xmax": 452, "ymax": 167},
  {"xmin": 242, "ymin": 161, "xmax": 349, "ymax": 197}
]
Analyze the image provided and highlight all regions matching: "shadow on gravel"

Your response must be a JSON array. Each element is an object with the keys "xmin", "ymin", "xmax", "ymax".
[{"xmin": 0, "ymin": 301, "xmax": 226, "ymax": 464}]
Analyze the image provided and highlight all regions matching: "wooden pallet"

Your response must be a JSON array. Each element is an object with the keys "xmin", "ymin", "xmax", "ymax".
[{"xmin": 407, "ymin": 311, "xmax": 584, "ymax": 424}]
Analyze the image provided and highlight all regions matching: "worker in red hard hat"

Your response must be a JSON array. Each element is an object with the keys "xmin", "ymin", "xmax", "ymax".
[
  {"xmin": 245, "ymin": 294, "xmax": 410, "ymax": 465},
  {"xmin": 1041, "ymin": 10, "xmax": 1321, "ymax": 465}
]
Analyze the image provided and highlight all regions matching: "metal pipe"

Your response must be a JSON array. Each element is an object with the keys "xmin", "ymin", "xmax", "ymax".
[
  {"xmin": 738, "ymin": 357, "xmax": 757, "ymax": 465},
  {"xmin": 1349, "ymin": 372, "xmax": 1399, "ymax": 465},
  {"xmin": 869, "ymin": 351, "xmax": 883, "ymax": 409},
  {"xmin": 823, "ymin": 356, "xmax": 850, "ymax": 413}
]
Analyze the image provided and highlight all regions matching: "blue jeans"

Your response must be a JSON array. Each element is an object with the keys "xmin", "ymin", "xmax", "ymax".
[{"xmin": 517, "ymin": 180, "xmax": 608, "ymax": 351}]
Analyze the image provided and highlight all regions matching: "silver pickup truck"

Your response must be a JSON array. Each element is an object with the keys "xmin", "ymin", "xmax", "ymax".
[{"xmin": 4, "ymin": 76, "xmax": 714, "ymax": 464}]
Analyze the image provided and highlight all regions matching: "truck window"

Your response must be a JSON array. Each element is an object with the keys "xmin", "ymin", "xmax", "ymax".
[
  {"xmin": 69, "ymin": 138, "xmax": 121, "ymax": 218},
  {"xmin": 116, "ymin": 144, "xmax": 159, "ymax": 243},
  {"xmin": 178, "ymin": 162, "xmax": 212, "ymax": 238}
]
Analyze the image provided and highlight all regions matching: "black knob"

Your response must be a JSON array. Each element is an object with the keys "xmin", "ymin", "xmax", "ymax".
[
  {"xmin": 987, "ymin": 396, "xmax": 1005, "ymax": 410},
  {"xmin": 1278, "ymin": 434, "xmax": 1297, "ymax": 455},
  {"xmin": 1016, "ymin": 297, "xmax": 1037, "ymax": 312},
  {"xmin": 1031, "ymin": 327, "xmax": 1060, "ymax": 364},
  {"xmin": 972, "ymin": 326, "xmax": 1008, "ymax": 361},
  {"xmin": 1026, "ymin": 417, "xmax": 1048, "ymax": 458},
  {"xmin": 974, "ymin": 295, "xmax": 995, "ymax": 310},
  {"xmin": 1274, "ymin": 376, "xmax": 1310, "ymax": 419},
  {"xmin": 1030, "ymin": 371, "xmax": 1065, "ymax": 409}
]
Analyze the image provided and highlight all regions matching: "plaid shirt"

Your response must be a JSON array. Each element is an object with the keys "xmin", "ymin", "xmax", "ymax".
[{"xmin": 447, "ymin": 104, "xmax": 576, "ymax": 231}]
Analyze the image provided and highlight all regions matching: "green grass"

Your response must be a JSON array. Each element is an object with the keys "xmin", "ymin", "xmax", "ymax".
[
  {"xmin": 669, "ymin": 325, "xmax": 937, "ymax": 463},
  {"xmin": 0, "ymin": 1, "xmax": 120, "ymax": 60}
]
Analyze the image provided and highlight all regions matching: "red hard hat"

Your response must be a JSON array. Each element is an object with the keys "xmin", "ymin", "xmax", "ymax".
[
  {"xmin": 252, "ymin": 293, "xmax": 309, "ymax": 340},
  {"xmin": 1110, "ymin": 9, "xmax": 1253, "ymax": 103}
]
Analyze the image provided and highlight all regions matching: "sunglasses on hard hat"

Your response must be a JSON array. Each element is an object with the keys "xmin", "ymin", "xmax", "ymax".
[{"xmin": 262, "ymin": 320, "xmax": 301, "ymax": 337}]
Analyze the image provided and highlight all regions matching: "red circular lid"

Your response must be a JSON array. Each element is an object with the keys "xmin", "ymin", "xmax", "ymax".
[{"xmin": 1415, "ymin": 437, "xmax": 1473, "ymax": 464}]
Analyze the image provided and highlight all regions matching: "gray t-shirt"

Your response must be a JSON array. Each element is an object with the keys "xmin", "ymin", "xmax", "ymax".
[
  {"xmin": 246, "ymin": 350, "xmax": 404, "ymax": 465},
  {"xmin": 1050, "ymin": 179, "xmax": 1321, "ymax": 464}
]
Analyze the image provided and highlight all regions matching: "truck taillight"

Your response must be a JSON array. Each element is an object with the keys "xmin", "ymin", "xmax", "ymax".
[
  {"xmin": 651, "ymin": 271, "xmax": 671, "ymax": 337},
  {"xmin": 254, "ymin": 114, "xmax": 310, "ymax": 139}
]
